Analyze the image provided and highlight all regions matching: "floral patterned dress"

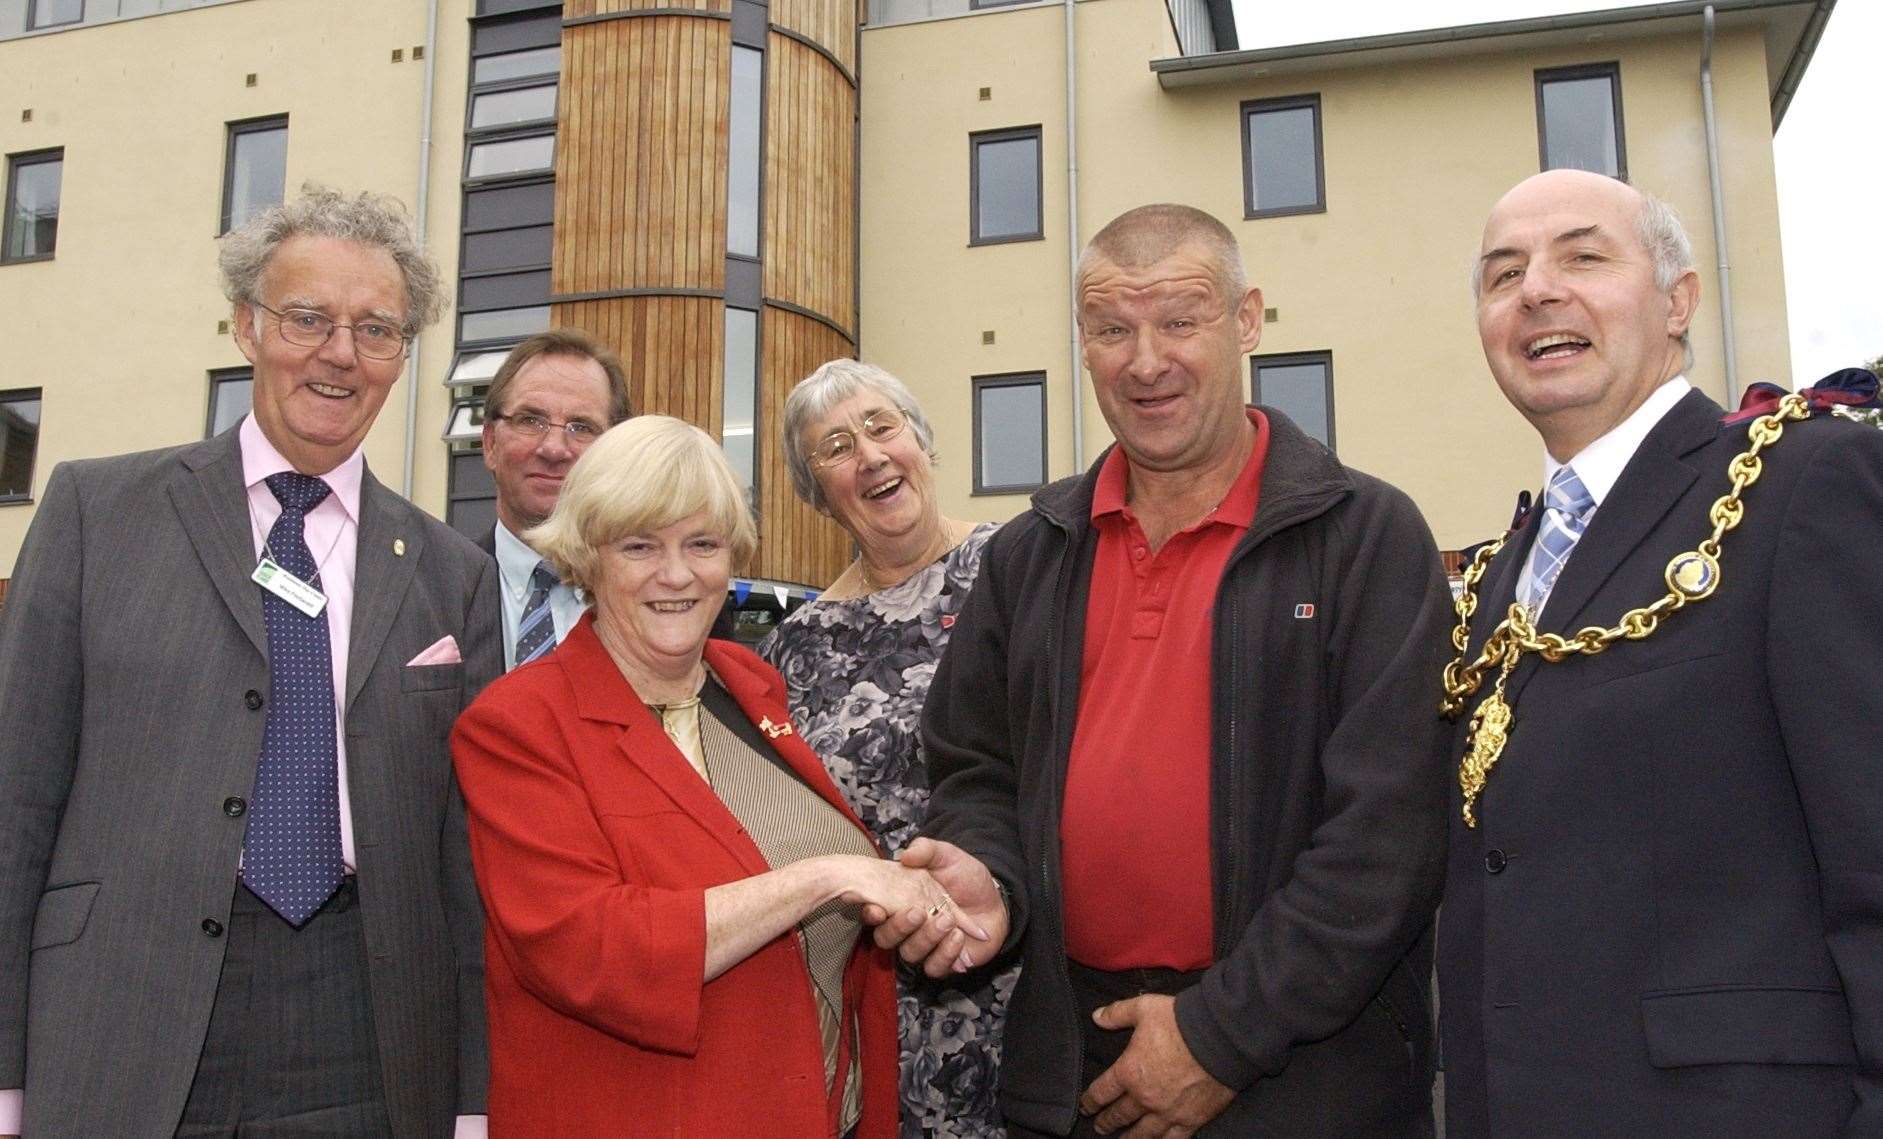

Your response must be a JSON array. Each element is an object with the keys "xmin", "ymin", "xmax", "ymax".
[{"xmin": 760, "ymin": 523, "xmax": 1017, "ymax": 1139}]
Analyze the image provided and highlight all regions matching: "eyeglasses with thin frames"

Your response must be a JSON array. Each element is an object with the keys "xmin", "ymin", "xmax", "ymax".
[
  {"xmin": 810, "ymin": 407, "xmax": 911, "ymax": 470},
  {"xmin": 254, "ymin": 302, "xmax": 410, "ymax": 361},
  {"xmin": 489, "ymin": 411, "xmax": 605, "ymax": 446}
]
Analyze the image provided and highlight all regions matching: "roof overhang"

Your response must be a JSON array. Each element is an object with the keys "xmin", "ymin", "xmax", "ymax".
[{"xmin": 1153, "ymin": 0, "xmax": 1833, "ymax": 128}]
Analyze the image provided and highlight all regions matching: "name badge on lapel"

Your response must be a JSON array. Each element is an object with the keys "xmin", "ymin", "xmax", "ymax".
[{"xmin": 252, "ymin": 556, "xmax": 328, "ymax": 618}]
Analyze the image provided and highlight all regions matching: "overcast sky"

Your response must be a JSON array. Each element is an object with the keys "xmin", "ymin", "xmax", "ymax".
[{"xmin": 1229, "ymin": 0, "xmax": 1881, "ymax": 385}]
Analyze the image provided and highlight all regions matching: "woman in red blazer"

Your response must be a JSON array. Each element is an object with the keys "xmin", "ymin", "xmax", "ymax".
[{"xmin": 453, "ymin": 416, "xmax": 968, "ymax": 1137}]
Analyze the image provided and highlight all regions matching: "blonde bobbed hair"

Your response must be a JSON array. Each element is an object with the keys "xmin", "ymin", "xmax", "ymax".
[{"xmin": 525, "ymin": 415, "xmax": 758, "ymax": 592}]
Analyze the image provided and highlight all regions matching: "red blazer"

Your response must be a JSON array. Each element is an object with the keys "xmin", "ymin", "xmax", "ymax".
[{"xmin": 451, "ymin": 615, "xmax": 899, "ymax": 1138}]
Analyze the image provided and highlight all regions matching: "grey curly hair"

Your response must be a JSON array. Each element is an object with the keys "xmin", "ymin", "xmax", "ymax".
[{"xmin": 218, "ymin": 185, "xmax": 444, "ymax": 335}]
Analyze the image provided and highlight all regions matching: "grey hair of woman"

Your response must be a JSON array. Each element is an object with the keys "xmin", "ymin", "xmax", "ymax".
[
  {"xmin": 782, "ymin": 359, "xmax": 939, "ymax": 514},
  {"xmin": 217, "ymin": 184, "xmax": 444, "ymax": 336}
]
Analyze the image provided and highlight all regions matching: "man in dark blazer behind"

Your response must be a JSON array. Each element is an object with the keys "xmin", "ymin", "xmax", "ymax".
[
  {"xmin": 473, "ymin": 329, "xmax": 630, "ymax": 668},
  {"xmin": 0, "ymin": 188, "xmax": 500, "ymax": 1136},
  {"xmin": 1440, "ymin": 169, "xmax": 1883, "ymax": 1135}
]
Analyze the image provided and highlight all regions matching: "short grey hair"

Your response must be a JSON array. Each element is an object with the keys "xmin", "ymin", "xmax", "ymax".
[
  {"xmin": 218, "ymin": 184, "xmax": 444, "ymax": 335},
  {"xmin": 781, "ymin": 359, "xmax": 937, "ymax": 513},
  {"xmin": 1076, "ymin": 203, "xmax": 1249, "ymax": 304}
]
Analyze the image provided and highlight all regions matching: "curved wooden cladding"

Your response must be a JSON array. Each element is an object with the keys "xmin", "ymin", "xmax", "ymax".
[
  {"xmin": 555, "ymin": 9, "xmax": 730, "ymax": 297},
  {"xmin": 554, "ymin": 296, "xmax": 724, "ymax": 435},
  {"xmin": 763, "ymin": 31, "xmax": 856, "ymax": 336},
  {"xmin": 564, "ymin": 0, "xmax": 730, "ymax": 18},
  {"xmin": 755, "ymin": 306, "xmax": 855, "ymax": 587},
  {"xmin": 769, "ymin": 0, "xmax": 858, "ymax": 77}
]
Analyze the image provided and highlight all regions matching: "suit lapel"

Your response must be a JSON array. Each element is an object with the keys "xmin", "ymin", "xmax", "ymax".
[
  {"xmin": 560, "ymin": 620, "xmax": 776, "ymax": 878},
  {"xmin": 1505, "ymin": 390, "xmax": 1721, "ymax": 704},
  {"xmin": 347, "ymin": 470, "xmax": 423, "ymax": 709},
  {"xmin": 170, "ymin": 431, "xmax": 268, "ymax": 657}
]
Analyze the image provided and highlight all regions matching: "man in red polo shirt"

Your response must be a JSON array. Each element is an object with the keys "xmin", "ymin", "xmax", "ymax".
[{"xmin": 876, "ymin": 204, "xmax": 1453, "ymax": 1136}]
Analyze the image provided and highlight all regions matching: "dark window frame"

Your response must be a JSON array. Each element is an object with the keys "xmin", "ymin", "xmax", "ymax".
[
  {"xmin": 27, "ymin": 0, "xmax": 84, "ymax": 30},
  {"xmin": 1250, "ymin": 350, "xmax": 1335, "ymax": 451},
  {"xmin": 1240, "ymin": 93, "xmax": 1324, "ymax": 220},
  {"xmin": 220, "ymin": 114, "xmax": 288, "ymax": 235},
  {"xmin": 0, "ymin": 387, "xmax": 44, "ymax": 505},
  {"xmin": 968, "ymin": 126, "xmax": 1044, "ymax": 246},
  {"xmin": 971, "ymin": 371, "xmax": 1048, "ymax": 495},
  {"xmin": 464, "ymin": 77, "xmax": 559, "ymax": 136},
  {"xmin": 970, "ymin": 0, "xmax": 1033, "ymax": 8},
  {"xmin": 3, "ymin": 148, "xmax": 64, "ymax": 265},
  {"xmin": 205, "ymin": 367, "xmax": 254, "ymax": 438},
  {"xmin": 1534, "ymin": 62, "xmax": 1627, "ymax": 180}
]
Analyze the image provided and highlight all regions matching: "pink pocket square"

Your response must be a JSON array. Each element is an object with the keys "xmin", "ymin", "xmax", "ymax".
[{"xmin": 407, "ymin": 635, "xmax": 462, "ymax": 666}]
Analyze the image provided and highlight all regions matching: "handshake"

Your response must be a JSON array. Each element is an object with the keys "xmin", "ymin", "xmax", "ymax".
[{"xmin": 836, "ymin": 838, "xmax": 1011, "ymax": 977}]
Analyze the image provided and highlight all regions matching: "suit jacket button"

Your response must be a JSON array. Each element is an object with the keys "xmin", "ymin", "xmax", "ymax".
[
  {"xmin": 201, "ymin": 918, "xmax": 224, "ymax": 937},
  {"xmin": 1485, "ymin": 849, "xmax": 1509, "ymax": 874},
  {"xmin": 223, "ymin": 797, "xmax": 246, "ymax": 817},
  {"xmin": 244, "ymin": 690, "xmax": 264, "ymax": 711}
]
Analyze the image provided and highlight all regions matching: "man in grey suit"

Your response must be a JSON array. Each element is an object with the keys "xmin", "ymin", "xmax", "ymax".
[
  {"xmin": 474, "ymin": 329, "xmax": 630, "ymax": 667},
  {"xmin": 0, "ymin": 187, "xmax": 501, "ymax": 1137}
]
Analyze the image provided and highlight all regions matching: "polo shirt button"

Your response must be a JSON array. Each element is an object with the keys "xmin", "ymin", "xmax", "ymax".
[
  {"xmin": 223, "ymin": 797, "xmax": 246, "ymax": 817},
  {"xmin": 244, "ymin": 690, "xmax": 264, "ymax": 711},
  {"xmin": 201, "ymin": 918, "xmax": 224, "ymax": 938},
  {"xmin": 1133, "ymin": 547, "xmax": 1147, "ymax": 560},
  {"xmin": 1484, "ymin": 849, "xmax": 1508, "ymax": 874}
]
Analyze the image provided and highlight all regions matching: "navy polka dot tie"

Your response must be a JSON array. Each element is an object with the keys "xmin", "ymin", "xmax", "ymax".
[{"xmin": 242, "ymin": 472, "xmax": 344, "ymax": 927}]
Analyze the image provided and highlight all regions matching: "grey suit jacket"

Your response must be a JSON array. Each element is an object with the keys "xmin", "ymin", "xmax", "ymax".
[{"xmin": 0, "ymin": 427, "xmax": 501, "ymax": 1137}]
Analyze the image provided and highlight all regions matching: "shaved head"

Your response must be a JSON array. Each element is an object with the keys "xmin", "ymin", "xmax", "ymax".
[{"xmin": 1078, "ymin": 203, "xmax": 1248, "ymax": 301}]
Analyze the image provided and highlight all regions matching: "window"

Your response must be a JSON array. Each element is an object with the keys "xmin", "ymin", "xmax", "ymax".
[
  {"xmin": 722, "ymin": 308, "xmax": 759, "ymax": 489},
  {"xmin": 973, "ymin": 373, "xmax": 1046, "ymax": 493},
  {"xmin": 460, "ymin": 305, "xmax": 549, "ymax": 344},
  {"xmin": 221, "ymin": 117, "xmax": 288, "ymax": 234},
  {"xmin": 727, "ymin": 47, "xmax": 763, "ymax": 259},
  {"xmin": 1252, "ymin": 352, "xmax": 1334, "ymax": 449},
  {"xmin": 467, "ymin": 134, "xmax": 554, "ymax": 180},
  {"xmin": 27, "ymin": 0, "xmax": 83, "ymax": 29},
  {"xmin": 1241, "ymin": 95, "xmax": 1323, "ymax": 218},
  {"xmin": 1536, "ymin": 63, "xmax": 1625, "ymax": 179},
  {"xmin": 469, "ymin": 84, "xmax": 557, "ymax": 130},
  {"xmin": 970, "ymin": 0, "xmax": 1032, "ymax": 8},
  {"xmin": 0, "ymin": 389, "xmax": 42, "ymax": 502},
  {"xmin": 970, "ymin": 127, "xmax": 1042, "ymax": 245},
  {"xmin": 206, "ymin": 369, "xmax": 253, "ymax": 437},
  {"xmin": 473, "ymin": 45, "xmax": 560, "ymax": 85},
  {"xmin": 4, "ymin": 149, "xmax": 63, "ymax": 263}
]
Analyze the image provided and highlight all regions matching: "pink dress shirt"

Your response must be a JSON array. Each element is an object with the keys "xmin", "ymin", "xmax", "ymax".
[{"xmin": 0, "ymin": 418, "xmax": 486, "ymax": 1138}]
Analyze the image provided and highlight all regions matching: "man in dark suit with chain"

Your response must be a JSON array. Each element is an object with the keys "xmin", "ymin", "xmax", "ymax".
[
  {"xmin": 1439, "ymin": 169, "xmax": 1883, "ymax": 1136},
  {"xmin": 0, "ymin": 188, "xmax": 500, "ymax": 1137}
]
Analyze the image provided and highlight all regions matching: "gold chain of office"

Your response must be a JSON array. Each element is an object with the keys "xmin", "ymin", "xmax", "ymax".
[{"xmin": 1439, "ymin": 392, "xmax": 1811, "ymax": 829}]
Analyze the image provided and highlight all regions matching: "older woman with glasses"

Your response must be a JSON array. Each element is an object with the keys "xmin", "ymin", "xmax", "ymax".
[
  {"xmin": 761, "ymin": 359, "xmax": 1017, "ymax": 1138},
  {"xmin": 452, "ymin": 415, "xmax": 957, "ymax": 1137}
]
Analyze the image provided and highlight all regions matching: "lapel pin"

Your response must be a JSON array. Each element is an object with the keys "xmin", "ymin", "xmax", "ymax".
[
  {"xmin": 759, "ymin": 716, "xmax": 793, "ymax": 739},
  {"xmin": 393, "ymin": 538, "xmax": 406, "ymax": 557}
]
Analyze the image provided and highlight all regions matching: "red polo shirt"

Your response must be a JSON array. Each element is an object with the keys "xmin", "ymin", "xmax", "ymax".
[{"xmin": 1060, "ymin": 410, "xmax": 1269, "ymax": 971}]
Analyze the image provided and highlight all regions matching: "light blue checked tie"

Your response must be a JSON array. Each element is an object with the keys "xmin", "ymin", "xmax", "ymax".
[
  {"xmin": 1517, "ymin": 465, "xmax": 1596, "ymax": 615},
  {"xmin": 513, "ymin": 560, "xmax": 560, "ymax": 667}
]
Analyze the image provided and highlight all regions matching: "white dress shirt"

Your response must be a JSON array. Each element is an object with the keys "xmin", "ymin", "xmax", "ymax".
[{"xmin": 494, "ymin": 520, "xmax": 587, "ymax": 668}]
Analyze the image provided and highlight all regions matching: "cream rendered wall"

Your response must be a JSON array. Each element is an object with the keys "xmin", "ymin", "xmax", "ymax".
[
  {"xmin": 859, "ymin": 1, "xmax": 1090, "ymax": 526},
  {"xmin": 860, "ymin": 1, "xmax": 1792, "ymax": 550},
  {"xmin": 0, "ymin": 0, "xmax": 472, "ymax": 576}
]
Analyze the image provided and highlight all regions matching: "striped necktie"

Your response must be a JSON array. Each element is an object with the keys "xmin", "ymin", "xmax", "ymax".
[
  {"xmin": 1516, "ymin": 464, "xmax": 1596, "ymax": 616},
  {"xmin": 513, "ymin": 559, "xmax": 560, "ymax": 667}
]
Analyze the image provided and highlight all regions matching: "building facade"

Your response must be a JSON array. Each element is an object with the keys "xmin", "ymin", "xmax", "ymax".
[{"xmin": 0, "ymin": 0, "xmax": 1829, "ymax": 598}]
